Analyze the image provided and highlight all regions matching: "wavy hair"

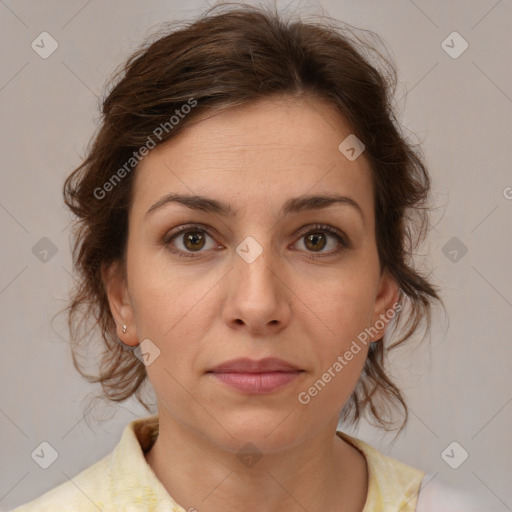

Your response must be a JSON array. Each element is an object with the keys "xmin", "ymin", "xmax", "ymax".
[{"xmin": 61, "ymin": 2, "xmax": 444, "ymax": 434}]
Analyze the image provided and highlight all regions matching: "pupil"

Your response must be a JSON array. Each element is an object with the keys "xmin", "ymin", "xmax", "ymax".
[
  {"xmin": 306, "ymin": 232, "xmax": 326, "ymax": 251},
  {"xmin": 185, "ymin": 231, "xmax": 205, "ymax": 251},
  {"xmin": 181, "ymin": 231, "xmax": 327, "ymax": 252}
]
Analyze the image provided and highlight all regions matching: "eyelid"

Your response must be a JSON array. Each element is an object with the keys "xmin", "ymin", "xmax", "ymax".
[
  {"xmin": 293, "ymin": 223, "xmax": 350, "ymax": 248},
  {"xmin": 163, "ymin": 222, "xmax": 350, "ymax": 257},
  {"xmin": 162, "ymin": 222, "xmax": 222, "ymax": 257}
]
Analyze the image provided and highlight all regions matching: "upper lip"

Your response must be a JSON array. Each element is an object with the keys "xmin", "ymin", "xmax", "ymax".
[{"xmin": 207, "ymin": 357, "xmax": 303, "ymax": 373}]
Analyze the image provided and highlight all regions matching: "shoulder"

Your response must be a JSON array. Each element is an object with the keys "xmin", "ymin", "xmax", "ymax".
[
  {"xmin": 415, "ymin": 474, "xmax": 509, "ymax": 512},
  {"xmin": 10, "ymin": 452, "xmax": 113, "ymax": 511},
  {"xmin": 337, "ymin": 431, "xmax": 424, "ymax": 512},
  {"xmin": 10, "ymin": 414, "xmax": 173, "ymax": 512}
]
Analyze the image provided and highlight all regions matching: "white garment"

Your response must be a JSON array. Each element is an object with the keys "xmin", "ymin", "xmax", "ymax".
[{"xmin": 415, "ymin": 473, "xmax": 509, "ymax": 512}]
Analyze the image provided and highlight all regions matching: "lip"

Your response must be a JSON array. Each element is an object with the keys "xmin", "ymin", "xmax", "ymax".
[
  {"xmin": 208, "ymin": 357, "xmax": 302, "ymax": 373},
  {"xmin": 207, "ymin": 357, "xmax": 304, "ymax": 394},
  {"xmin": 210, "ymin": 372, "xmax": 302, "ymax": 393}
]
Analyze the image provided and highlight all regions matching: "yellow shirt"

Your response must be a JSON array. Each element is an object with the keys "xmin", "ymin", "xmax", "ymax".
[{"xmin": 12, "ymin": 414, "xmax": 425, "ymax": 512}]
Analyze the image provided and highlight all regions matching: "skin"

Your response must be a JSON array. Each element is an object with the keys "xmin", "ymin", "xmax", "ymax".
[{"xmin": 103, "ymin": 95, "xmax": 400, "ymax": 512}]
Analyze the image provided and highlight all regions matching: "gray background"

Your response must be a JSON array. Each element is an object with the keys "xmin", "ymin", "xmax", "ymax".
[{"xmin": 1, "ymin": 0, "xmax": 511, "ymax": 510}]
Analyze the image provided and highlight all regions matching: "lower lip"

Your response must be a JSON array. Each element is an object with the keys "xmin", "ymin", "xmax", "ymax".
[{"xmin": 209, "ymin": 371, "xmax": 303, "ymax": 393}]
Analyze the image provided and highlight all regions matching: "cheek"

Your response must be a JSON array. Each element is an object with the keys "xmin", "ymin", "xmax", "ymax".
[
  {"xmin": 130, "ymin": 269, "xmax": 213, "ymax": 410},
  {"xmin": 293, "ymin": 301, "xmax": 370, "ymax": 430},
  {"xmin": 128, "ymin": 264, "xmax": 224, "ymax": 400},
  {"xmin": 296, "ymin": 273, "xmax": 376, "ymax": 348},
  {"xmin": 296, "ymin": 354, "xmax": 367, "ymax": 427},
  {"xmin": 292, "ymin": 277, "xmax": 374, "ymax": 407},
  {"xmin": 127, "ymin": 244, "xmax": 213, "ymax": 336}
]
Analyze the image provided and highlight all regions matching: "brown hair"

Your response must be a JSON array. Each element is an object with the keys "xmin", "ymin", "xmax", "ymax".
[{"xmin": 62, "ymin": 2, "xmax": 444, "ymax": 433}]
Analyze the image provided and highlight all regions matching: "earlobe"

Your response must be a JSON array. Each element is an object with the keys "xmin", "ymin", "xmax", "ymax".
[{"xmin": 101, "ymin": 261, "xmax": 138, "ymax": 347}]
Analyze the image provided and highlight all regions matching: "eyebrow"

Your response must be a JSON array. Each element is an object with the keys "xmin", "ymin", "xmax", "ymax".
[{"xmin": 145, "ymin": 192, "xmax": 365, "ymax": 224}]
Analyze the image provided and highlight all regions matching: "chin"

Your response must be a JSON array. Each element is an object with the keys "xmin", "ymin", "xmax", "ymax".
[{"xmin": 205, "ymin": 411, "xmax": 309, "ymax": 455}]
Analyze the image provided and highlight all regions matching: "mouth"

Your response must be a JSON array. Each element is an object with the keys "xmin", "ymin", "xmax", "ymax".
[
  {"xmin": 206, "ymin": 357, "xmax": 305, "ymax": 394},
  {"xmin": 208, "ymin": 356, "xmax": 303, "ymax": 373},
  {"xmin": 209, "ymin": 371, "xmax": 303, "ymax": 393}
]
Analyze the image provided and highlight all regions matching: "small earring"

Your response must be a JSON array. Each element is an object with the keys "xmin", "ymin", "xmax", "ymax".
[{"xmin": 122, "ymin": 324, "xmax": 127, "ymax": 333}]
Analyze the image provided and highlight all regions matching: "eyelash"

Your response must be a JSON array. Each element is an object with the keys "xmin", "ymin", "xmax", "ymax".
[{"xmin": 162, "ymin": 223, "xmax": 350, "ymax": 259}]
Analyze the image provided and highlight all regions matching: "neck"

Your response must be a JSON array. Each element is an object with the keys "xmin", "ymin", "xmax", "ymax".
[{"xmin": 144, "ymin": 411, "xmax": 368, "ymax": 512}]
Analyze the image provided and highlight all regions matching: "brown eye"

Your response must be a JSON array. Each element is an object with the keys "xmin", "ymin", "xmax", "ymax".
[
  {"xmin": 304, "ymin": 232, "xmax": 327, "ymax": 252},
  {"xmin": 164, "ymin": 224, "xmax": 219, "ymax": 258},
  {"xmin": 293, "ymin": 224, "xmax": 349, "ymax": 258},
  {"xmin": 182, "ymin": 230, "xmax": 206, "ymax": 251}
]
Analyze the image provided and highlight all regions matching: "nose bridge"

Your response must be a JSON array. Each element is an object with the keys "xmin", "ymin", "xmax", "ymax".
[
  {"xmin": 234, "ymin": 233, "xmax": 280, "ymax": 297},
  {"xmin": 224, "ymin": 232, "xmax": 290, "ymax": 333}
]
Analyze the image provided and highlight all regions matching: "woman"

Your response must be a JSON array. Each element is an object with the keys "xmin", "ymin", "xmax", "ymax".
[{"xmin": 12, "ymin": 3, "xmax": 502, "ymax": 511}]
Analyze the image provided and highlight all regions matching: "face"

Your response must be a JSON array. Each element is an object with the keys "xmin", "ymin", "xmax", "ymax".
[{"xmin": 104, "ymin": 95, "xmax": 399, "ymax": 454}]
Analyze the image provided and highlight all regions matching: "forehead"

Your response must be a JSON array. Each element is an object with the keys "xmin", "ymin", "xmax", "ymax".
[{"xmin": 132, "ymin": 96, "xmax": 374, "ymax": 224}]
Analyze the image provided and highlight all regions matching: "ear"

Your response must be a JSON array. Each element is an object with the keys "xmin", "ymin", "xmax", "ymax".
[
  {"xmin": 101, "ymin": 260, "xmax": 138, "ymax": 347},
  {"xmin": 369, "ymin": 269, "xmax": 401, "ymax": 342}
]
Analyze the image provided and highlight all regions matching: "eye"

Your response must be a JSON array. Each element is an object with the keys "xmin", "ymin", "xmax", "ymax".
[
  {"xmin": 293, "ymin": 224, "xmax": 349, "ymax": 258},
  {"xmin": 163, "ymin": 223, "xmax": 350, "ymax": 259},
  {"xmin": 163, "ymin": 224, "xmax": 220, "ymax": 258}
]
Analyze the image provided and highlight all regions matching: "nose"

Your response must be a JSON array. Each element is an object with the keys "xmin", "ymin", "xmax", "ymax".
[{"xmin": 222, "ymin": 239, "xmax": 291, "ymax": 337}]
